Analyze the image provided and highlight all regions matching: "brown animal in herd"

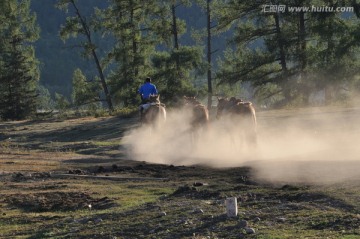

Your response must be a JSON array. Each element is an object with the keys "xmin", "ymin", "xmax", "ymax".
[
  {"xmin": 141, "ymin": 95, "xmax": 166, "ymax": 127},
  {"xmin": 217, "ymin": 97, "xmax": 257, "ymax": 145},
  {"xmin": 183, "ymin": 96, "xmax": 209, "ymax": 129}
]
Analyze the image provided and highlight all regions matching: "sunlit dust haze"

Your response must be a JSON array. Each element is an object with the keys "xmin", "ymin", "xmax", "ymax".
[{"xmin": 123, "ymin": 105, "xmax": 360, "ymax": 185}]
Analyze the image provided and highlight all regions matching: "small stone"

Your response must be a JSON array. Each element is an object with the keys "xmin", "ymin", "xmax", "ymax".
[
  {"xmin": 245, "ymin": 227, "xmax": 256, "ymax": 234},
  {"xmin": 159, "ymin": 211, "xmax": 167, "ymax": 216},
  {"xmin": 159, "ymin": 195, "xmax": 168, "ymax": 200},
  {"xmin": 184, "ymin": 220, "xmax": 193, "ymax": 225},
  {"xmin": 193, "ymin": 208, "xmax": 204, "ymax": 214},
  {"xmin": 277, "ymin": 217, "xmax": 286, "ymax": 223},
  {"xmin": 253, "ymin": 217, "xmax": 261, "ymax": 222},
  {"xmin": 193, "ymin": 182, "xmax": 204, "ymax": 186},
  {"xmin": 238, "ymin": 220, "xmax": 248, "ymax": 228},
  {"xmin": 76, "ymin": 217, "xmax": 90, "ymax": 224},
  {"xmin": 94, "ymin": 218, "xmax": 103, "ymax": 223}
]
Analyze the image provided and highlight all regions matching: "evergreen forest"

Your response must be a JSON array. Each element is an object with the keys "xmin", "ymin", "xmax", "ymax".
[{"xmin": 1, "ymin": 0, "xmax": 360, "ymax": 120}]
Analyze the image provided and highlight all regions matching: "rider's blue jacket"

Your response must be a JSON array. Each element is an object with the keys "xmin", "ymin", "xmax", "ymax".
[{"xmin": 138, "ymin": 82, "xmax": 158, "ymax": 100}]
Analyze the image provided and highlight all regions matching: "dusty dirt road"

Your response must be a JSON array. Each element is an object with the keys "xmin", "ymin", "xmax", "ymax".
[{"xmin": 0, "ymin": 106, "xmax": 359, "ymax": 238}]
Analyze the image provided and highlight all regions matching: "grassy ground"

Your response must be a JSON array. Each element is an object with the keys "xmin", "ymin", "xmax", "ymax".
[{"xmin": 0, "ymin": 108, "xmax": 360, "ymax": 239}]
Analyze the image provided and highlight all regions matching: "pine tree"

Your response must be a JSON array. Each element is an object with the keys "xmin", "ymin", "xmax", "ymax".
[
  {"xmin": 308, "ymin": 1, "xmax": 360, "ymax": 103},
  {"xmin": 215, "ymin": 0, "xmax": 360, "ymax": 106},
  {"xmin": 56, "ymin": 0, "xmax": 114, "ymax": 112},
  {"xmin": 99, "ymin": 0, "xmax": 203, "ymax": 106},
  {"xmin": 0, "ymin": 0, "xmax": 40, "ymax": 120},
  {"xmin": 100, "ymin": 0, "xmax": 160, "ymax": 106},
  {"xmin": 214, "ymin": 0, "xmax": 292, "ymax": 105},
  {"xmin": 37, "ymin": 85, "xmax": 54, "ymax": 111},
  {"xmin": 55, "ymin": 92, "xmax": 70, "ymax": 110},
  {"xmin": 195, "ymin": 0, "xmax": 218, "ymax": 109},
  {"xmin": 71, "ymin": 68, "xmax": 101, "ymax": 108},
  {"xmin": 151, "ymin": 0, "xmax": 204, "ymax": 105}
]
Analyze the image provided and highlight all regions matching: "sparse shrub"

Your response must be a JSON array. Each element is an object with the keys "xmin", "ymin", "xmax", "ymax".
[
  {"xmin": 113, "ymin": 106, "xmax": 138, "ymax": 117},
  {"xmin": 94, "ymin": 108, "xmax": 110, "ymax": 118}
]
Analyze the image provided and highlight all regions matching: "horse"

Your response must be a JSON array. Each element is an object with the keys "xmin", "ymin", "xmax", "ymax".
[
  {"xmin": 182, "ymin": 96, "xmax": 210, "ymax": 144},
  {"xmin": 140, "ymin": 94, "xmax": 166, "ymax": 128},
  {"xmin": 183, "ymin": 96, "xmax": 209, "ymax": 129},
  {"xmin": 217, "ymin": 97, "xmax": 257, "ymax": 146}
]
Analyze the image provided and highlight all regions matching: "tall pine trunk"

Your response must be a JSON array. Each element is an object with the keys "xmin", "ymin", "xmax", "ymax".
[
  {"xmin": 70, "ymin": 0, "xmax": 113, "ymax": 112},
  {"xmin": 206, "ymin": 0, "xmax": 213, "ymax": 110},
  {"xmin": 171, "ymin": 3, "xmax": 181, "ymax": 89},
  {"xmin": 274, "ymin": 12, "xmax": 290, "ymax": 102},
  {"xmin": 130, "ymin": 3, "xmax": 138, "ymax": 78},
  {"xmin": 172, "ymin": 4, "xmax": 179, "ymax": 64},
  {"xmin": 299, "ymin": 11, "xmax": 306, "ymax": 70}
]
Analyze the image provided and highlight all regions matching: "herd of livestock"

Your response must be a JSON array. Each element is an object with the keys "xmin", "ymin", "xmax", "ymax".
[{"xmin": 140, "ymin": 95, "xmax": 257, "ymax": 145}]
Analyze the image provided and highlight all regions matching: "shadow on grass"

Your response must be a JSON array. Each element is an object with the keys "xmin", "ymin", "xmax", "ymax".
[
  {"xmin": 2, "ymin": 116, "xmax": 140, "ymax": 160},
  {"xmin": 24, "ymin": 116, "xmax": 139, "ymax": 143}
]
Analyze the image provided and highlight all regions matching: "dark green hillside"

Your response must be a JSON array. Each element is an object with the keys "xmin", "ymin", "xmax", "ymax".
[
  {"xmin": 30, "ymin": 0, "xmax": 231, "ymax": 98},
  {"xmin": 31, "ymin": 0, "xmax": 109, "ymax": 97}
]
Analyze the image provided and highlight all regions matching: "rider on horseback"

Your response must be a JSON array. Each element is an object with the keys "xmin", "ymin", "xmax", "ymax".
[
  {"xmin": 138, "ymin": 77, "xmax": 158, "ymax": 119},
  {"xmin": 138, "ymin": 77, "xmax": 158, "ymax": 103}
]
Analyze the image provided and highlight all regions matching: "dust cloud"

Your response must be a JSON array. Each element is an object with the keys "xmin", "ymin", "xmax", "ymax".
[{"xmin": 124, "ymin": 106, "xmax": 360, "ymax": 185}]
